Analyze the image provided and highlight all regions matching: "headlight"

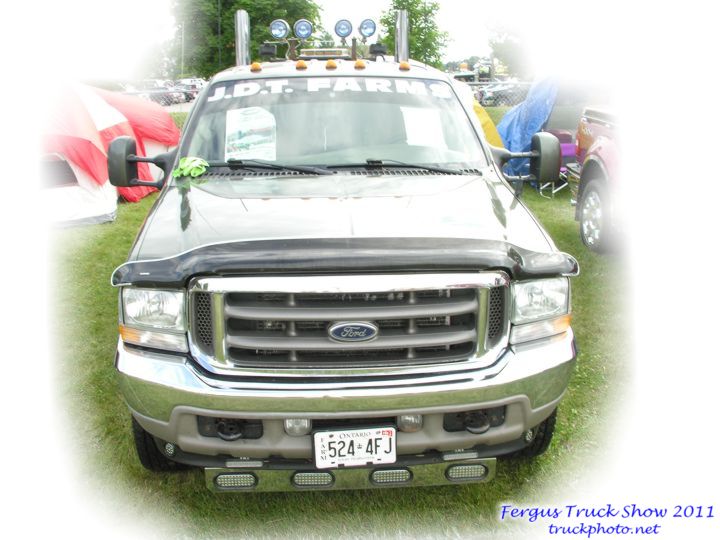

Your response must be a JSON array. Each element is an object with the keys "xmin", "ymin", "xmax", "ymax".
[
  {"xmin": 120, "ymin": 288, "xmax": 187, "ymax": 352},
  {"xmin": 122, "ymin": 288, "xmax": 185, "ymax": 331},
  {"xmin": 510, "ymin": 278, "xmax": 570, "ymax": 344},
  {"xmin": 511, "ymin": 278, "xmax": 569, "ymax": 324}
]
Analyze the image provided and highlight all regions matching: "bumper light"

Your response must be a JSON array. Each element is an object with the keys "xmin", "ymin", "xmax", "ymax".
[
  {"xmin": 215, "ymin": 473, "xmax": 257, "ymax": 489},
  {"xmin": 284, "ymin": 418, "xmax": 312, "ymax": 436},
  {"xmin": 119, "ymin": 325, "xmax": 188, "ymax": 353},
  {"xmin": 292, "ymin": 472, "xmax": 334, "ymax": 487},
  {"xmin": 510, "ymin": 314, "xmax": 571, "ymax": 344},
  {"xmin": 370, "ymin": 468, "xmax": 412, "ymax": 485},
  {"xmin": 446, "ymin": 464, "xmax": 488, "ymax": 481},
  {"xmin": 396, "ymin": 414, "xmax": 423, "ymax": 433}
]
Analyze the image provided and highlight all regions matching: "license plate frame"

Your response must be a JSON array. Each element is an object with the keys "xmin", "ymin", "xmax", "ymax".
[{"xmin": 313, "ymin": 426, "xmax": 397, "ymax": 469}]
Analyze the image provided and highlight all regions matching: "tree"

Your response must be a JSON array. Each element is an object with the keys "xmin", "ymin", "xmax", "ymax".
[
  {"xmin": 488, "ymin": 31, "xmax": 532, "ymax": 79},
  {"xmin": 171, "ymin": 0, "xmax": 322, "ymax": 78},
  {"xmin": 378, "ymin": 0, "xmax": 448, "ymax": 69}
]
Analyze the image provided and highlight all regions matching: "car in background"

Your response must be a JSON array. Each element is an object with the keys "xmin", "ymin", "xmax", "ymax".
[
  {"xmin": 177, "ymin": 77, "xmax": 207, "ymax": 89},
  {"xmin": 480, "ymin": 81, "xmax": 529, "ymax": 107},
  {"xmin": 138, "ymin": 79, "xmax": 184, "ymax": 105},
  {"xmin": 565, "ymin": 107, "xmax": 619, "ymax": 252},
  {"xmin": 174, "ymin": 82, "xmax": 200, "ymax": 102}
]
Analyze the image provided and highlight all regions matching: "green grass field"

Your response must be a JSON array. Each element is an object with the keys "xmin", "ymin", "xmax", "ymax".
[{"xmin": 51, "ymin": 109, "xmax": 627, "ymax": 536}]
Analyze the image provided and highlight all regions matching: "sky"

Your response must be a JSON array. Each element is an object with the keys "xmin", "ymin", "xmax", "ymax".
[{"xmin": 29, "ymin": 0, "xmax": 618, "ymax": 85}]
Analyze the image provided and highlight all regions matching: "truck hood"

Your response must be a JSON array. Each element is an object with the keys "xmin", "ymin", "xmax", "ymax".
[
  {"xmin": 114, "ymin": 170, "xmax": 580, "ymax": 287},
  {"xmin": 131, "ymin": 170, "xmax": 553, "ymax": 261}
]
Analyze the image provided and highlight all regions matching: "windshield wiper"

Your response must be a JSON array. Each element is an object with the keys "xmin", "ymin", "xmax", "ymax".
[
  {"xmin": 208, "ymin": 158, "xmax": 333, "ymax": 175},
  {"xmin": 327, "ymin": 159, "xmax": 466, "ymax": 175}
]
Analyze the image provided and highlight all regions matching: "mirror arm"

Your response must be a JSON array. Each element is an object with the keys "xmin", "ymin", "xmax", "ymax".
[
  {"xmin": 127, "ymin": 154, "xmax": 157, "ymax": 164},
  {"xmin": 126, "ymin": 154, "xmax": 167, "ymax": 189}
]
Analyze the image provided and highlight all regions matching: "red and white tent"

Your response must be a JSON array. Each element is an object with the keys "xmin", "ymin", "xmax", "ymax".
[{"xmin": 42, "ymin": 84, "xmax": 181, "ymax": 224}]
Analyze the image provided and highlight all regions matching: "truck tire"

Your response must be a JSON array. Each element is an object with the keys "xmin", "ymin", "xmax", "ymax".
[
  {"xmin": 579, "ymin": 179, "xmax": 611, "ymax": 253},
  {"xmin": 515, "ymin": 409, "xmax": 557, "ymax": 459},
  {"xmin": 132, "ymin": 417, "xmax": 188, "ymax": 472}
]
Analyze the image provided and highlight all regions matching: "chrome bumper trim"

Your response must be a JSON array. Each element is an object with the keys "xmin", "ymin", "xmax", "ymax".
[
  {"xmin": 116, "ymin": 329, "xmax": 575, "ymax": 421},
  {"xmin": 205, "ymin": 457, "xmax": 496, "ymax": 492}
]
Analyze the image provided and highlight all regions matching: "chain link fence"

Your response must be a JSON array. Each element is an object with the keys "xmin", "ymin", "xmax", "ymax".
[{"xmin": 467, "ymin": 81, "xmax": 533, "ymax": 108}]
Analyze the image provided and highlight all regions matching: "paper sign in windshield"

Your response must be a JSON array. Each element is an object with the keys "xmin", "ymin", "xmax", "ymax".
[{"xmin": 225, "ymin": 107, "xmax": 276, "ymax": 161}]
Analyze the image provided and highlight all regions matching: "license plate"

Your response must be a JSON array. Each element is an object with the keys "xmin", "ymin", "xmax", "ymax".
[{"xmin": 313, "ymin": 426, "xmax": 396, "ymax": 469}]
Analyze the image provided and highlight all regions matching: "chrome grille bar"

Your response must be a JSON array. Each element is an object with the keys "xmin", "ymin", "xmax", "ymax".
[
  {"xmin": 226, "ymin": 329, "xmax": 478, "ymax": 351},
  {"xmin": 223, "ymin": 298, "xmax": 479, "ymax": 321}
]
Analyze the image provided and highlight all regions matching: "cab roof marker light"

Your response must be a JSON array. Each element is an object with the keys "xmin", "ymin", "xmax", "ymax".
[
  {"xmin": 354, "ymin": 59, "xmax": 366, "ymax": 69},
  {"xmin": 399, "ymin": 61, "xmax": 411, "ymax": 71},
  {"xmin": 269, "ymin": 19, "xmax": 290, "ymax": 39},
  {"xmin": 296, "ymin": 60, "xmax": 308, "ymax": 70},
  {"xmin": 334, "ymin": 19, "xmax": 353, "ymax": 39},
  {"xmin": 326, "ymin": 59, "xmax": 338, "ymax": 70},
  {"xmin": 250, "ymin": 62, "xmax": 262, "ymax": 72},
  {"xmin": 293, "ymin": 19, "xmax": 313, "ymax": 40}
]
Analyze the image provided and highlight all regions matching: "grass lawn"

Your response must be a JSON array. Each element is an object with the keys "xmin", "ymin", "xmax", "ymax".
[{"xmin": 52, "ymin": 112, "xmax": 627, "ymax": 536}]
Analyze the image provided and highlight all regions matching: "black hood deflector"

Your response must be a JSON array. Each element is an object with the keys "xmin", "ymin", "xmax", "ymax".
[{"xmin": 112, "ymin": 237, "xmax": 579, "ymax": 288}]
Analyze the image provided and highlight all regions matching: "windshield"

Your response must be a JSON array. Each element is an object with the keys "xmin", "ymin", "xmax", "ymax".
[{"xmin": 182, "ymin": 76, "xmax": 488, "ymax": 169}]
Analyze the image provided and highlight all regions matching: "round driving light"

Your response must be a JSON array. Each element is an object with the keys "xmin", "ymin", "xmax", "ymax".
[
  {"xmin": 284, "ymin": 418, "xmax": 312, "ymax": 436},
  {"xmin": 293, "ymin": 19, "xmax": 313, "ymax": 39},
  {"xmin": 269, "ymin": 19, "xmax": 290, "ymax": 39},
  {"xmin": 396, "ymin": 414, "xmax": 423, "ymax": 433},
  {"xmin": 334, "ymin": 19, "xmax": 352, "ymax": 38},
  {"xmin": 358, "ymin": 19, "xmax": 376, "ymax": 38}
]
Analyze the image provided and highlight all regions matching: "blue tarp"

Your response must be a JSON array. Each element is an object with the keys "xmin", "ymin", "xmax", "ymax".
[{"xmin": 496, "ymin": 79, "xmax": 559, "ymax": 177}]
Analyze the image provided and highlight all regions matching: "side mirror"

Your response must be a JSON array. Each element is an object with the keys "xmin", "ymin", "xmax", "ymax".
[
  {"xmin": 108, "ymin": 136, "xmax": 138, "ymax": 187},
  {"xmin": 529, "ymin": 132, "xmax": 561, "ymax": 184},
  {"xmin": 490, "ymin": 132, "xmax": 561, "ymax": 190},
  {"xmin": 108, "ymin": 136, "xmax": 171, "ymax": 189}
]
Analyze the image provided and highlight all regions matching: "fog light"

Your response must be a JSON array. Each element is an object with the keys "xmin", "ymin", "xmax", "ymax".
[
  {"xmin": 164, "ymin": 442, "xmax": 176, "ymax": 457},
  {"xmin": 292, "ymin": 471, "xmax": 334, "ymax": 487},
  {"xmin": 396, "ymin": 414, "xmax": 423, "ymax": 433},
  {"xmin": 446, "ymin": 464, "xmax": 488, "ymax": 481},
  {"xmin": 215, "ymin": 473, "xmax": 257, "ymax": 489},
  {"xmin": 284, "ymin": 418, "xmax": 312, "ymax": 436},
  {"xmin": 371, "ymin": 468, "xmax": 412, "ymax": 484}
]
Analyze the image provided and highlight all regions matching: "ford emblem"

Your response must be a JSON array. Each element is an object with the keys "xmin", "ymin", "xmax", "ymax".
[{"xmin": 328, "ymin": 321, "xmax": 379, "ymax": 342}]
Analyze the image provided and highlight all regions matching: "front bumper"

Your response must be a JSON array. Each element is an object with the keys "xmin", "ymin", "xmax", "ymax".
[{"xmin": 117, "ymin": 329, "xmax": 576, "ymax": 461}]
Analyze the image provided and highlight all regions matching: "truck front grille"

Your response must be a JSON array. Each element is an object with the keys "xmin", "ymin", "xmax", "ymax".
[{"xmin": 190, "ymin": 274, "xmax": 507, "ymax": 370}]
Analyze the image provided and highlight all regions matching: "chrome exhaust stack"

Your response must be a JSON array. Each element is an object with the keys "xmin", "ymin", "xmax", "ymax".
[
  {"xmin": 235, "ymin": 9, "xmax": 251, "ymax": 66},
  {"xmin": 394, "ymin": 9, "xmax": 409, "ymax": 62}
]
